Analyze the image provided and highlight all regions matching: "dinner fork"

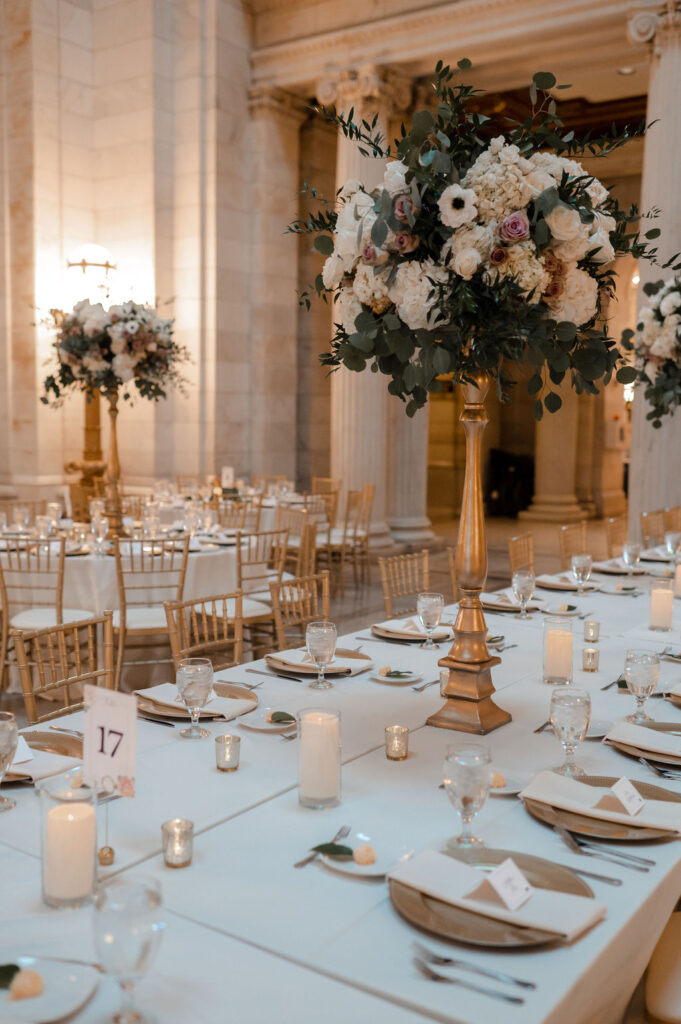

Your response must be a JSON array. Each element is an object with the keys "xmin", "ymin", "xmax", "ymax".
[
  {"xmin": 294, "ymin": 824, "xmax": 351, "ymax": 868},
  {"xmin": 413, "ymin": 957, "xmax": 525, "ymax": 1004},
  {"xmin": 413, "ymin": 941, "xmax": 536, "ymax": 990},
  {"xmin": 553, "ymin": 825, "xmax": 650, "ymax": 872},
  {"xmin": 638, "ymin": 756, "xmax": 681, "ymax": 781},
  {"xmin": 601, "ymin": 674, "xmax": 624, "ymax": 691},
  {"xmin": 411, "ymin": 678, "xmax": 440, "ymax": 692}
]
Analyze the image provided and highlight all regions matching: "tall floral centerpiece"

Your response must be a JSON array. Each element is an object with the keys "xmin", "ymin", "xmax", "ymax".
[
  {"xmin": 290, "ymin": 61, "xmax": 670, "ymax": 733},
  {"xmin": 625, "ymin": 276, "xmax": 681, "ymax": 426},
  {"xmin": 42, "ymin": 299, "xmax": 189, "ymax": 535}
]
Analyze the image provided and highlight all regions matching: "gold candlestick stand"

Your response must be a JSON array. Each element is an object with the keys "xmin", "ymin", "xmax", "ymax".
[{"xmin": 104, "ymin": 390, "xmax": 126, "ymax": 538}]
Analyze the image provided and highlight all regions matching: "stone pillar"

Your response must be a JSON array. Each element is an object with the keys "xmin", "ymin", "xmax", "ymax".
[
  {"xmin": 628, "ymin": 3, "xmax": 681, "ymax": 538},
  {"xmin": 317, "ymin": 65, "xmax": 411, "ymax": 547},
  {"xmin": 575, "ymin": 394, "xmax": 597, "ymax": 517},
  {"xmin": 519, "ymin": 382, "xmax": 584, "ymax": 522},
  {"xmin": 387, "ymin": 404, "xmax": 437, "ymax": 545}
]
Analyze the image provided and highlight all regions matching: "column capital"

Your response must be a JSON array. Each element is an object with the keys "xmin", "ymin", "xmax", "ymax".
[
  {"xmin": 628, "ymin": 1, "xmax": 681, "ymax": 52},
  {"xmin": 316, "ymin": 64, "xmax": 412, "ymax": 121},
  {"xmin": 248, "ymin": 86, "xmax": 309, "ymax": 125}
]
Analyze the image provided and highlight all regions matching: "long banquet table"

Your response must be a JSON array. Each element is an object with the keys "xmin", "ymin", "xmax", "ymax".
[{"xmin": 3, "ymin": 568, "xmax": 681, "ymax": 1023}]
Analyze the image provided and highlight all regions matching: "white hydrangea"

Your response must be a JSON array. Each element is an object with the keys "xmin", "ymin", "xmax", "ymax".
[
  {"xmin": 485, "ymin": 242, "xmax": 550, "ymax": 299},
  {"xmin": 388, "ymin": 259, "xmax": 449, "ymax": 331},
  {"xmin": 112, "ymin": 353, "xmax": 136, "ymax": 382},
  {"xmin": 336, "ymin": 287, "xmax": 364, "ymax": 335},
  {"xmin": 334, "ymin": 190, "xmax": 376, "ymax": 272},
  {"xmin": 463, "ymin": 140, "xmax": 535, "ymax": 222},
  {"xmin": 352, "ymin": 263, "xmax": 391, "ymax": 312},
  {"xmin": 383, "ymin": 160, "xmax": 409, "ymax": 196},
  {"xmin": 322, "ymin": 254, "xmax": 345, "ymax": 289},
  {"xmin": 546, "ymin": 266, "xmax": 599, "ymax": 326},
  {"xmin": 650, "ymin": 323, "xmax": 679, "ymax": 361},
  {"xmin": 660, "ymin": 292, "xmax": 681, "ymax": 317},
  {"xmin": 529, "ymin": 152, "xmax": 610, "ymax": 206}
]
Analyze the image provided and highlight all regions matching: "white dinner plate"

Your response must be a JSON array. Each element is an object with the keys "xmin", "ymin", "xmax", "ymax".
[
  {"xmin": 545, "ymin": 603, "xmax": 581, "ymax": 616},
  {"xmin": 318, "ymin": 831, "xmax": 413, "ymax": 878},
  {"xmin": 488, "ymin": 771, "xmax": 532, "ymax": 797},
  {"xmin": 586, "ymin": 719, "xmax": 612, "ymax": 740},
  {"xmin": 370, "ymin": 670, "xmax": 422, "ymax": 685},
  {"xmin": 0, "ymin": 957, "xmax": 100, "ymax": 1023},
  {"xmin": 238, "ymin": 707, "xmax": 296, "ymax": 732}
]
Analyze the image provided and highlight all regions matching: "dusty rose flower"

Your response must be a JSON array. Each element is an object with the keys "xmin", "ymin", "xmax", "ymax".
[
  {"xmin": 392, "ymin": 232, "xmax": 420, "ymax": 254},
  {"xmin": 362, "ymin": 244, "xmax": 388, "ymax": 266},
  {"xmin": 393, "ymin": 195, "xmax": 419, "ymax": 223},
  {"xmin": 544, "ymin": 278, "xmax": 564, "ymax": 299},
  {"xmin": 118, "ymin": 775, "xmax": 135, "ymax": 798},
  {"xmin": 499, "ymin": 211, "xmax": 530, "ymax": 243},
  {"xmin": 489, "ymin": 246, "xmax": 508, "ymax": 266}
]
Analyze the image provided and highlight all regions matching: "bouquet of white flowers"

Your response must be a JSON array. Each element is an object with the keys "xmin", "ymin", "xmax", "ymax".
[{"xmin": 627, "ymin": 277, "xmax": 681, "ymax": 426}]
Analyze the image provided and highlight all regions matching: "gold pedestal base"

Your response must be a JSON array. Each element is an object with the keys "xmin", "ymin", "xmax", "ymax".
[{"xmin": 427, "ymin": 654, "xmax": 512, "ymax": 736}]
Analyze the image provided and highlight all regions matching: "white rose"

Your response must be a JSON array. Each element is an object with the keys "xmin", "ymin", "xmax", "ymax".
[
  {"xmin": 526, "ymin": 168, "xmax": 556, "ymax": 195},
  {"xmin": 552, "ymin": 233, "xmax": 592, "ymax": 262},
  {"xmin": 339, "ymin": 178, "xmax": 362, "ymax": 199},
  {"xmin": 336, "ymin": 287, "xmax": 363, "ymax": 335},
  {"xmin": 592, "ymin": 211, "xmax": 616, "ymax": 234},
  {"xmin": 651, "ymin": 333, "xmax": 677, "ymax": 360},
  {"xmin": 322, "ymin": 254, "xmax": 345, "ymax": 289},
  {"xmin": 453, "ymin": 247, "xmax": 481, "ymax": 280},
  {"xmin": 545, "ymin": 203, "xmax": 584, "ymax": 241},
  {"xmin": 112, "ymin": 353, "xmax": 136, "ymax": 382},
  {"xmin": 588, "ymin": 228, "xmax": 615, "ymax": 264},
  {"xmin": 660, "ymin": 292, "xmax": 681, "ymax": 317},
  {"xmin": 546, "ymin": 266, "xmax": 598, "ymax": 326},
  {"xmin": 383, "ymin": 161, "xmax": 408, "ymax": 196}
]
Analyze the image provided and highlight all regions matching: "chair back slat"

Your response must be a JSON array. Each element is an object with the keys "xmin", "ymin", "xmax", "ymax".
[
  {"xmin": 165, "ymin": 592, "xmax": 243, "ymax": 672},
  {"xmin": 378, "ymin": 550, "xmax": 429, "ymax": 617},
  {"xmin": 664, "ymin": 506, "xmax": 681, "ymax": 533},
  {"xmin": 114, "ymin": 538, "xmax": 189, "ymax": 613},
  {"xmin": 235, "ymin": 530, "xmax": 288, "ymax": 595},
  {"xmin": 558, "ymin": 522, "xmax": 588, "ymax": 571},
  {"xmin": 508, "ymin": 533, "xmax": 535, "ymax": 574},
  {"xmin": 269, "ymin": 571, "xmax": 330, "ymax": 648},
  {"xmin": 0, "ymin": 540, "xmax": 66, "ymax": 620}
]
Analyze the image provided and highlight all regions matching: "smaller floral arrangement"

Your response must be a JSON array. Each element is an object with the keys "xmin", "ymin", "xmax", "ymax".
[
  {"xmin": 42, "ymin": 299, "xmax": 189, "ymax": 405},
  {"xmin": 626, "ymin": 277, "xmax": 681, "ymax": 426}
]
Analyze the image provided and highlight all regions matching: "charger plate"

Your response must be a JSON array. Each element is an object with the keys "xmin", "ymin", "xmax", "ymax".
[
  {"xmin": 606, "ymin": 722, "xmax": 681, "ymax": 768},
  {"xmin": 389, "ymin": 846, "xmax": 591, "ymax": 949},
  {"xmin": 5, "ymin": 730, "xmax": 83, "ymax": 782},
  {"xmin": 136, "ymin": 682, "xmax": 257, "ymax": 721},
  {"xmin": 370, "ymin": 625, "xmax": 452, "ymax": 643},
  {"xmin": 522, "ymin": 774, "xmax": 681, "ymax": 841},
  {"xmin": 265, "ymin": 648, "xmax": 371, "ymax": 678}
]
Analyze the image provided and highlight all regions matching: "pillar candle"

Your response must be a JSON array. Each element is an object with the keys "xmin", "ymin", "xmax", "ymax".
[
  {"xmin": 545, "ymin": 629, "xmax": 572, "ymax": 681},
  {"xmin": 43, "ymin": 803, "xmax": 96, "ymax": 903},
  {"xmin": 650, "ymin": 587, "xmax": 674, "ymax": 630},
  {"xmin": 299, "ymin": 711, "xmax": 340, "ymax": 806}
]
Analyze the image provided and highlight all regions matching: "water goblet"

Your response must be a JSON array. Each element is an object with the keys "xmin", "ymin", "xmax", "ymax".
[
  {"xmin": 175, "ymin": 658, "xmax": 213, "ymax": 738},
  {"xmin": 305, "ymin": 620, "xmax": 337, "ymax": 690},
  {"xmin": 89, "ymin": 498, "xmax": 106, "ymax": 521},
  {"xmin": 442, "ymin": 743, "xmax": 491, "ymax": 848},
  {"xmin": 46, "ymin": 501, "xmax": 62, "ymax": 531},
  {"xmin": 143, "ymin": 517, "xmax": 161, "ymax": 541},
  {"xmin": 512, "ymin": 570, "xmax": 535, "ymax": 619},
  {"xmin": 35, "ymin": 515, "xmax": 51, "ymax": 552},
  {"xmin": 624, "ymin": 649, "xmax": 660, "ymax": 724},
  {"xmin": 0, "ymin": 712, "xmax": 18, "ymax": 812},
  {"xmin": 202, "ymin": 508, "xmax": 217, "ymax": 532},
  {"xmin": 417, "ymin": 592, "xmax": 444, "ymax": 649},
  {"xmin": 183, "ymin": 510, "xmax": 199, "ymax": 536},
  {"xmin": 550, "ymin": 688, "xmax": 591, "ymax": 777},
  {"xmin": 93, "ymin": 876, "xmax": 164, "ymax": 1024},
  {"xmin": 12, "ymin": 505, "xmax": 29, "ymax": 532},
  {"xmin": 93, "ymin": 515, "xmax": 109, "ymax": 555},
  {"xmin": 571, "ymin": 554, "xmax": 593, "ymax": 597},
  {"xmin": 665, "ymin": 531, "xmax": 681, "ymax": 562},
  {"xmin": 622, "ymin": 542, "xmax": 641, "ymax": 578}
]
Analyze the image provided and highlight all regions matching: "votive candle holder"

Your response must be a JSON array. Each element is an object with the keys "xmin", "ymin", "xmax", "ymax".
[
  {"xmin": 215, "ymin": 734, "xmax": 241, "ymax": 772},
  {"xmin": 582, "ymin": 647, "xmax": 599, "ymax": 672},
  {"xmin": 162, "ymin": 818, "xmax": 193, "ymax": 868},
  {"xmin": 385, "ymin": 725, "xmax": 409, "ymax": 761},
  {"xmin": 583, "ymin": 620, "xmax": 600, "ymax": 643}
]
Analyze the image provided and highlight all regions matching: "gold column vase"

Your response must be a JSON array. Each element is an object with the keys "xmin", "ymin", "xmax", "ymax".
[
  {"xmin": 427, "ymin": 372, "xmax": 511, "ymax": 735},
  {"xmin": 104, "ymin": 390, "xmax": 126, "ymax": 538}
]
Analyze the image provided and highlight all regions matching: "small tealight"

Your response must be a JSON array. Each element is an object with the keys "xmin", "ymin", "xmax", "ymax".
[
  {"xmin": 583, "ymin": 620, "xmax": 600, "ymax": 643},
  {"xmin": 161, "ymin": 818, "xmax": 193, "ymax": 868},
  {"xmin": 439, "ymin": 668, "xmax": 449, "ymax": 697},
  {"xmin": 215, "ymin": 734, "xmax": 241, "ymax": 772},
  {"xmin": 385, "ymin": 725, "xmax": 409, "ymax": 761},
  {"xmin": 582, "ymin": 647, "xmax": 599, "ymax": 672}
]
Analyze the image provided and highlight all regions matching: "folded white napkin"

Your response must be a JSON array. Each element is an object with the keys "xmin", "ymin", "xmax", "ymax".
[
  {"xmin": 605, "ymin": 722, "xmax": 681, "ymax": 760},
  {"xmin": 592, "ymin": 559, "xmax": 644, "ymax": 575},
  {"xmin": 372, "ymin": 617, "xmax": 453, "ymax": 641},
  {"xmin": 388, "ymin": 849, "xmax": 605, "ymax": 941},
  {"xmin": 11, "ymin": 736, "xmax": 33, "ymax": 766},
  {"xmin": 134, "ymin": 682, "xmax": 253, "ymax": 720},
  {"xmin": 266, "ymin": 649, "xmax": 373, "ymax": 677},
  {"xmin": 641, "ymin": 547, "xmax": 671, "ymax": 562},
  {"xmin": 8, "ymin": 747, "xmax": 81, "ymax": 782},
  {"xmin": 480, "ymin": 588, "xmax": 543, "ymax": 611},
  {"xmin": 535, "ymin": 574, "xmax": 600, "ymax": 592},
  {"xmin": 520, "ymin": 769, "xmax": 681, "ymax": 833}
]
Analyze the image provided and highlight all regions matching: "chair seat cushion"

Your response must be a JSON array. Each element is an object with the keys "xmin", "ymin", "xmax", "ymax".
[
  {"xmin": 239, "ymin": 596, "xmax": 272, "ymax": 619},
  {"xmin": 11, "ymin": 608, "xmax": 96, "ymax": 630},
  {"xmin": 113, "ymin": 607, "xmax": 169, "ymax": 631}
]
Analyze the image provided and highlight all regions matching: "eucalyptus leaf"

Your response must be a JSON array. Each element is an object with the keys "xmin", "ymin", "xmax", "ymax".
[
  {"xmin": 313, "ymin": 235, "xmax": 334, "ymax": 256},
  {"xmin": 533, "ymin": 71, "xmax": 557, "ymax": 90},
  {"xmin": 270, "ymin": 711, "xmax": 296, "ymax": 723},
  {"xmin": 0, "ymin": 965, "xmax": 19, "ymax": 990},
  {"xmin": 311, "ymin": 843, "xmax": 353, "ymax": 858}
]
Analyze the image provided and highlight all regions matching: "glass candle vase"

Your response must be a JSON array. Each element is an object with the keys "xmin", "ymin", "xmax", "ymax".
[
  {"xmin": 543, "ymin": 615, "xmax": 573, "ymax": 685},
  {"xmin": 385, "ymin": 725, "xmax": 409, "ymax": 761},
  {"xmin": 39, "ymin": 775, "xmax": 97, "ymax": 908},
  {"xmin": 161, "ymin": 818, "xmax": 193, "ymax": 868},
  {"xmin": 215, "ymin": 735, "xmax": 240, "ymax": 772},
  {"xmin": 582, "ymin": 647, "xmax": 599, "ymax": 672},
  {"xmin": 583, "ymin": 621, "xmax": 600, "ymax": 643},
  {"xmin": 297, "ymin": 708, "xmax": 341, "ymax": 809},
  {"xmin": 650, "ymin": 580, "xmax": 674, "ymax": 631}
]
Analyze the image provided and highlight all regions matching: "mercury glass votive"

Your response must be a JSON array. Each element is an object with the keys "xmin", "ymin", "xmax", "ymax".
[
  {"xmin": 582, "ymin": 647, "xmax": 599, "ymax": 672},
  {"xmin": 161, "ymin": 818, "xmax": 193, "ymax": 868},
  {"xmin": 385, "ymin": 725, "xmax": 409, "ymax": 761},
  {"xmin": 583, "ymin": 620, "xmax": 600, "ymax": 643},
  {"xmin": 215, "ymin": 734, "xmax": 240, "ymax": 772}
]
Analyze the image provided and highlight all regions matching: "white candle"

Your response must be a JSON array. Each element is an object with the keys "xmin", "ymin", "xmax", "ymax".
[
  {"xmin": 675, "ymin": 565, "xmax": 681, "ymax": 598},
  {"xmin": 299, "ymin": 711, "xmax": 340, "ymax": 807},
  {"xmin": 43, "ymin": 803, "xmax": 96, "ymax": 902},
  {"xmin": 545, "ymin": 629, "xmax": 573, "ymax": 681},
  {"xmin": 650, "ymin": 587, "xmax": 674, "ymax": 630}
]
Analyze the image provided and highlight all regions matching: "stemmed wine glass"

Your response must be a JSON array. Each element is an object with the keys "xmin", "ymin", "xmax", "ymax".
[
  {"xmin": 512, "ymin": 570, "xmax": 535, "ymax": 619},
  {"xmin": 622, "ymin": 542, "xmax": 641, "ymax": 578},
  {"xmin": 550, "ymin": 689, "xmax": 591, "ymax": 777},
  {"xmin": 665, "ymin": 531, "xmax": 681, "ymax": 562},
  {"xmin": 417, "ymin": 592, "xmax": 444, "ymax": 649},
  {"xmin": 93, "ymin": 515, "xmax": 109, "ymax": 555},
  {"xmin": 442, "ymin": 743, "xmax": 491, "ymax": 848},
  {"xmin": 623, "ymin": 649, "xmax": 660, "ymax": 724},
  {"xmin": 571, "ymin": 554, "xmax": 593, "ymax": 597},
  {"xmin": 0, "ymin": 712, "xmax": 18, "ymax": 812},
  {"xmin": 175, "ymin": 658, "xmax": 213, "ymax": 738},
  {"xmin": 306, "ymin": 620, "xmax": 337, "ymax": 690},
  {"xmin": 12, "ymin": 505, "xmax": 29, "ymax": 532},
  {"xmin": 93, "ymin": 876, "xmax": 164, "ymax": 1024}
]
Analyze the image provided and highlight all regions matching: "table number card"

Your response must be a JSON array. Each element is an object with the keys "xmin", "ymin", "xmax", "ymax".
[
  {"xmin": 83, "ymin": 685, "xmax": 136, "ymax": 797},
  {"xmin": 221, "ymin": 465, "xmax": 235, "ymax": 489},
  {"xmin": 466, "ymin": 857, "xmax": 533, "ymax": 912}
]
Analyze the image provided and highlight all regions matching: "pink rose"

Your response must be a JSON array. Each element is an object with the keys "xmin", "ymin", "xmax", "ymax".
[
  {"xmin": 489, "ymin": 247, "xmax": 508, "ymax": 266},
  {"xmin": 392, "ymin": 232, "xmax": 420, "ymax": 254},
  {"xmin": 362, "ymin": 244, "xmax": 388, "ymax": 266},
  {"xmin": 499, "ymin": 211, "xmax": 530, "ymax": 242},
  {"xmin": 118, "ymin": 776, "xmax": 135, "ymax": 798},
  {"xmin": 393, "ymin": 195, "xmax": 419, "ymax": 223}
]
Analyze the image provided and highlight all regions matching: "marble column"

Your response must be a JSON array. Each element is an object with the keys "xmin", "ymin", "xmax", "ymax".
[
  {"xmin": 387, "ymin": 403, "xmax": 437, "ymax": 544},
  {"xmin": 628, "ymin": 3, "xmax": 681, "ymax": 539},
  {"xmin": 317, "ymin": 65, "xmax": 411, "ymax": 548},
  {"xmin": 575, "ymin": 394, "xmax": 597, "ymax": 518},
  {"xmin": 519, "ymin": 383, "xmax": 584, "ymax": 522}
]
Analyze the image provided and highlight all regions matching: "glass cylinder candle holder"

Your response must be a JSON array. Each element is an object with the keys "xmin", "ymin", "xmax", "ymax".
[
  {"xmin": 385, "ymin": 725, "xmax": 409, "ymax": 761},
  {"xmin": 297, "ymin": 708, "xmax": 341, "ymax": 809},
  {"xmin": 161, "ymin": 818, "xmax": 193, "ymax": 868},
  {"xmin": 583, "ymin": 620, "xmax": 600, "ymax": 643},
  {"xmin": 543, "ymin": 615, "xmax": 573, "ymax": 685},
  {"xmin": 39, "ymin": 775, "xmax": 97, "ymax": 908},
  {"xmin": 215, "ymin": 734, "xmax": 240, "ymax": 772},
  {"xmin": 582, "ymin": 647, "xmax": 599, "ymax": 672},
  {"xmin": 650, "ymin": 579, "xmax": 674, "ymax": 631}
]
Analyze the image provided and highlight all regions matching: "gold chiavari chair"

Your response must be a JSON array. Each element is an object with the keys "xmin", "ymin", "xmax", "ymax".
[
  {"xmin": 251, "ymin": 474, "xmax": 287, "ymax": 493},
  {"xmin": 322, "ymin": 490, "xmax": 361, "ymax": 594},
  {"xmin": 311, "ymin": 478, "xmax": 340, "ymax": 524},
  {"xmin": 558, "ymin": 522, "xmax": 588, "ymax": 571},
  {"xmin": 242, "ymin": 494, "xmax": 263, "ymax": 533},
  {"xmin": 605, "ymin": 515, "xmax": 628, "ymax": 558},
  {"xmin": 112, "ymin": 537, "xmax": 190, "ymax": 690},
  {"xmin": 641, "ymin": 509, "xmax": 666, "ymax": 547},
  {"xmin": 164, "ymin": 591, "xmax": 243, "ymax": 673},
  {"xmin": 217, "ymin": 500, "xmax": 248, "ymax": 531},
  {"xmin": 355, "ymin": 483, "xmax": 374, "ymax": 584},
  {"xmin": 235, "ymin": 529, "xmax": 289, "ymax": 656},
  {"xmin": 0, "ymin": 539, "xmax": 95, "ymax": 690},
  {"xmin": 664, "ymin": 506, "xmax": 681, "ymax": 533},
  {"xmin": 269, "ymin": 571, "xmax": 330, "ymax": 649},
  {"xmin": 378, "ymin": 550, "xmax": 429, "ymax": 618},
  {"xmin": 11, "ymin": 611, "xmax": 115, "ymax": 725},
  {"xmin": 275, "ymin": 507, "xmax": 310, "ymax": 577},
  {"xmin": 301, "ymin": 493, "xmax": 337, "ymax": 574},
  {"xmin": 446, "ymin": 546, "xmax": 458, "ymax": 602},
  {"xmin": 508, "ymin": 533, "xmax": 535, "ymax": 574}
]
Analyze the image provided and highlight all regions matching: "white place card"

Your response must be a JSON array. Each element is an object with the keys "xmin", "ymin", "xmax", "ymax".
[
  {"xmin": 610, "ymin": 777, "xmax": 645, "ymax": 817},
  {"xmin": 221, "ymin": 465, "xmax": 235, "ymax": 488},
  {"xmin": 466, "ymin": 857, "xmax": 533, "ymax": 912},
  {"xmin": 83, "ymin": 685, "xmax": 136, "ymax": 797}
]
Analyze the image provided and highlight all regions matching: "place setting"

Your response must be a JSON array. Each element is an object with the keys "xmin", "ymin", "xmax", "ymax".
[
  {"xmin": 367, "ymin": 593, "xmax": 454, "ymax": 648},
  {"xmin": 134, "ymin": 659, "xmax": 258, "ymax": 734},
  {"xmin": 264, "ymin": 621, "xmax": 374, "ymax": 688}
]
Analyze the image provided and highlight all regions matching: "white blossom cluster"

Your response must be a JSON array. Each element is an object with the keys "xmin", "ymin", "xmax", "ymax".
[{"xmin": 636, "ymin": 279, "xmax": 681, "ymax": 380}]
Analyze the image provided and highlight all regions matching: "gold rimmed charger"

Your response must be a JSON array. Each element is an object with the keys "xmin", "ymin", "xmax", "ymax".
[
  {"xmin": 265, "ymin": 647, "xmax": 371, "ymax": 679},
  {"xmin": 370, "ymin": 625, "xmax": 452, "ymax": 643},
  {"xmin": 389, "ymin": 846, "xmax": 591, "ymax": 949},
  {"xmin": 606, "ymin": 722, "xmax": 681, "ymax": 768},
  {"xmin": 522, "ymin": 775, "xmax": 681, "ymax": 841},
  {"xmin": 5, "ymin": 730, "xmax": 83, "ymax": 782},
  {"xmin": 137, "ymin": 682, "xmax": 257, "ymax": 721}
]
